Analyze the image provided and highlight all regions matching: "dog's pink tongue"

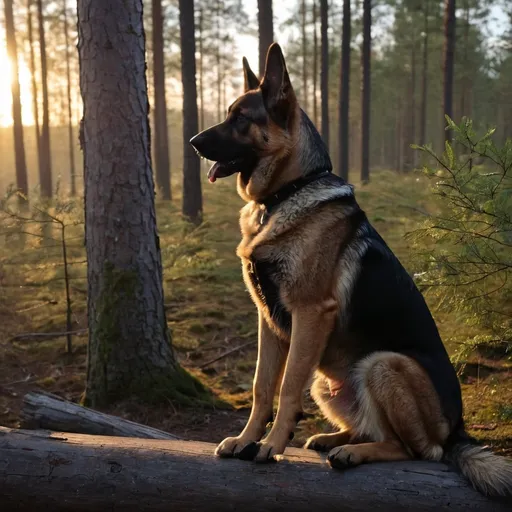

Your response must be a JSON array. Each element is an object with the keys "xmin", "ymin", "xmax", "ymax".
[{"xmin": 207, "ymin": 162, "xmax": 219, "ymax": 183}]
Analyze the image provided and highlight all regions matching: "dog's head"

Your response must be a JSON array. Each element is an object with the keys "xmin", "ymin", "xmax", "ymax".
[{"xmin": 190, "ymin": 43, "xmax": 301, "ymax": 201}]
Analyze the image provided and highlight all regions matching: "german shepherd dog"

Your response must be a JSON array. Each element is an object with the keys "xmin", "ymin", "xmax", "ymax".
[{"xmin": 190, "ymin": 43, "xmax": 512, "ymax": 496}]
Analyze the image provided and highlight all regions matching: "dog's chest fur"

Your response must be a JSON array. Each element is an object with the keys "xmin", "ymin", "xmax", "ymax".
[
  {"xmin": 236, "ymin": 194, "xmax": 357, "ymax": 339},
  {"xmin": 237, "ymin": 203, "xmax": 297, "ymax": 338}
]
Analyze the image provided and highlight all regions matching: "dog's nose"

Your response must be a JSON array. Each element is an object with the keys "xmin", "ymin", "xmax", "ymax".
[
  {"xmin": 189, "ymin": 125, "xmax": 224, "ymax": 161},
  {"xmin": 189, "ymin": 132, "xmax": 205, "ymax": 151}
]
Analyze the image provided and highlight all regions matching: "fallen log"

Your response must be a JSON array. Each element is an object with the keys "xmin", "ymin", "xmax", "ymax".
[
  {"xmin": 20, "ymin": 391, "xmax": 179, "ymax": 440},
  {"xmin": 0, "ymin": 427, "xmax": 508, "ymax": 512}
]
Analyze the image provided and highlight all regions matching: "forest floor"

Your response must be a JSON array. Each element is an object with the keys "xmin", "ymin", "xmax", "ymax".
[{"xmin": 0, "ymin": 170, "xmax": 510, "ymax": 455}]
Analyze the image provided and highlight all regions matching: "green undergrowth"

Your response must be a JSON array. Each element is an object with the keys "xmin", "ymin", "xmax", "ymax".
[{"xmin": 0, "ymin": 170, "xmax": 510, "ymax": 452}]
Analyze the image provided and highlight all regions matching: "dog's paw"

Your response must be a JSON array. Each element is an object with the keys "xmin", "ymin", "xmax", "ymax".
[
  {"xmin": 304, "ymin": 434, "xmax": 335, "ymax": 452},
  {"xmin": 252, "ymin": 440, "xmax": 283, "ymax": 463},
  {"xmin": 215, "ymin": 436, "xmax": 259, "ymax": 459},
  {"xmin": 327, "ymin": 446, "xmax": 363, "ymax": 470},
  {"xmin": 220, "ymin": 439, "xmax": 286, "ymax": 462}
]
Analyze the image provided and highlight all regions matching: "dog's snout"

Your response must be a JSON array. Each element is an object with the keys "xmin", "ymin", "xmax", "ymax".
[
  {"xmin": 189, "ymin": 132, "xmax": 206, "ymax": 151},
  {"xmin": 189, "ymin": 125, "xmax": 231, "ymax": 162},
  {"xmin": 189, "ymin": 126, "xmax": 225, "ymax": 161}
]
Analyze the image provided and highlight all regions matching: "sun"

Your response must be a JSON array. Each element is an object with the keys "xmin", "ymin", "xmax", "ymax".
[{"xmin": 0, "ymin": 33, "xmax": 34, "ymax": 127}]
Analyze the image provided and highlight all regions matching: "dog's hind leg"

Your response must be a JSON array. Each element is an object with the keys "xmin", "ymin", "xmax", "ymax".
[
  {"xmin": 304, "ymin": 430, "xmax": 354, "ymax": 452},
  {"xmin": 327, "ymin": 351, "xmax": 450, "ymax": 469},
  {"xmin": 328, "ymin": 440, "xmax": 410, "ymax": 468},
  {"xmin": 305, "ymin": 375, "xmax": 358, "ymax": 452}
]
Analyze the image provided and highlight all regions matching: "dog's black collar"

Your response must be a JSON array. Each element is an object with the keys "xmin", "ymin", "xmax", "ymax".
[{"xmin": 258, "ymin": 168, "xmax": 331, "ymax": 221}]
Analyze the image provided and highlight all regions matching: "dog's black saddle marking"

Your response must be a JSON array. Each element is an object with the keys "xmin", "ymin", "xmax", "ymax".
[{"xmin": 246, "ymin": 259, "xmax": 292, "ymax": 335}]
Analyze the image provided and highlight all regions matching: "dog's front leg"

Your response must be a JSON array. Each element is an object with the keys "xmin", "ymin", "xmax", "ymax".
[
  {"xmin": 215, "ymin": 311, "xmax": 287, "ymax": 458},
  {"xmin": 252, "ymin": 299, "xmax": 338, "ymax": 462}
]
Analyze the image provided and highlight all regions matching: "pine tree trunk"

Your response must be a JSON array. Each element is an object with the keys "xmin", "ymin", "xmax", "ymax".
[
  {"xmin": 395, "ymin": 102, "xmax": 401, "ymax": 172},
  {"xmin": 443, "ymin": 0, "xmax": 456, "ymax": 144},
  {"xmin": 350, "ymin": 119, "xmax": 359, "ymax": 173},
  {"xmin": 222, "ymin": 68, "xmax": 227, "ymax": 115},
  {"xmin": 63, "ymin": 2, "xmax": 77, "ymax": 196},
  {"xmin": 179, "ymin": 0, "xmax": 202, "ymax": 224},
  {"xmin": 420, "ymin": 0, "xmax": 429, "ymax": 146},
  {"xmin": 301, "ymin": 0, "xmax": 308, "ymax": 113},
  {"xmin": 320, "ymin": 0, "xmax": 329, "ymax": 149},
  {"xmin": 257, "ymin": 0, "xmax": 273, "ymax": 77},
  {"xmin": 198, "ymin": 8, "xmax": 204, "ymax": 131},
  {"xmin": 459, "ymin": 1, "xmax": 471, "ymax": 120},
  {"xmin": 312, "ymin": 0, "xmax": 318, "ymax": 127},
  {"xmin": 399, "ymin": 106, "xmax": 405, "ymax": 173},
  {"xmin": 360, "ymin": 0, "xmax": 371, "ymax": 183},
  {"xmin": 27, "ymin": 0, "xmax": 41, "ymax": 183},
  {"xmin": 338, "ymin": 0, "xmax": 351, "ymax": 180},
  {"xmin": 215, "ymin": 0, "xmax": 221, "ymax": 123},
  {"xmin": 78, "ymin": 0, "xmax": 181, "ymax": 408},
  {"xmin": 4, "ymin": 0, "xmax": 29, "ymax": 203},
  {"xmin": 36, "ymin": 0, "xmax": 52, "ymax": 198},
  {"xmin": 152, "ymin": 0, "xmax": 171, "ymax": 201},
  {"xmin": 410, "ymin": 38, "xmax": 417, "ymax": 168}
]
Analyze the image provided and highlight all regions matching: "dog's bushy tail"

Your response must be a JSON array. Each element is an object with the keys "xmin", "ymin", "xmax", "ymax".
[{"xmin": 444, "ymin": 429, "xmax": 512, "ymax": 497}]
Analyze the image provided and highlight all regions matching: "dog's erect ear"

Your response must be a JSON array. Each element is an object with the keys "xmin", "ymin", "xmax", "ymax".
[
  {"xmin": 243, "ymin": 57, "xmax": 260, "ymax": 92},
  {"xmin": 260, "ymin": 43, "xmax": 296, "ymax": 129}
]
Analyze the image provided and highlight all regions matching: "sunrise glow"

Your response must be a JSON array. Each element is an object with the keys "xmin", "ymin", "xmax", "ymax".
[{"xmin": 0, "ymin": 35, "xmax": 34, "ymax": 127}]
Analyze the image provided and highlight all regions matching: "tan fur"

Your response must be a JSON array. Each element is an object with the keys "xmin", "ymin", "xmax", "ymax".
[
  {"xmin": 237, "ymin": 199, "xmax": 355, "ymax": 340},
  {"xmin": 310, "ymin": 352, "xmax": 449, "ymax": 466},
  {"xmin": 328, "ymin": 441, "xmax": 411, "ymax": 469},
  {"xmin": 352, "ymin": 352, "xmax": 448, "ymax": 459},
  {"xmin": 215, "ymin": 312, "xmax": 287, "ymax": 457},
  {"xmin": 303, "ymin": 430, "xmax": 355, "ymax": 452},
  {"xmin": 253, "ymin": 302, "xmax": 338, "ymax": 461},
  {"xmin": 237, "ymin": 120, "xmax": 301, "ymax": 202},
  {"xmin": 217, "ymin": 157, "xmax": 358, "ymax": 460}
]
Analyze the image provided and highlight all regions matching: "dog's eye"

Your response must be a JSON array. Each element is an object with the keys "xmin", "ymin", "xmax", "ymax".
[{"xmin": 236, "ymin": 113, "xmax": 250, "ymax": 131}]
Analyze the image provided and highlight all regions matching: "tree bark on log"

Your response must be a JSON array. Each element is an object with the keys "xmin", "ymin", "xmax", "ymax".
[
  {"xmin": 20, "ymin": 392, "xmax": 179, "ymax": 440},
  {"xmin": 0, "ymin": 427, "xmax": 508, "ymax": 512}
]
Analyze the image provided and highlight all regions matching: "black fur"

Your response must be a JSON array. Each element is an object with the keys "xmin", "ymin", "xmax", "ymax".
[
  {"xmin": 247, "ymin": 259, "xmax": 292, "ymax": 336},
  {"xmin": 297, "ymin": 110, "xmax": 332, "ymax": 175},
  {"xmin": 261, "ymin": 169, "xmax": 330, "ymax": 214},
  {"xmin": 345, "ymin": 221, "xmax": 463, "ymax": 429}
]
